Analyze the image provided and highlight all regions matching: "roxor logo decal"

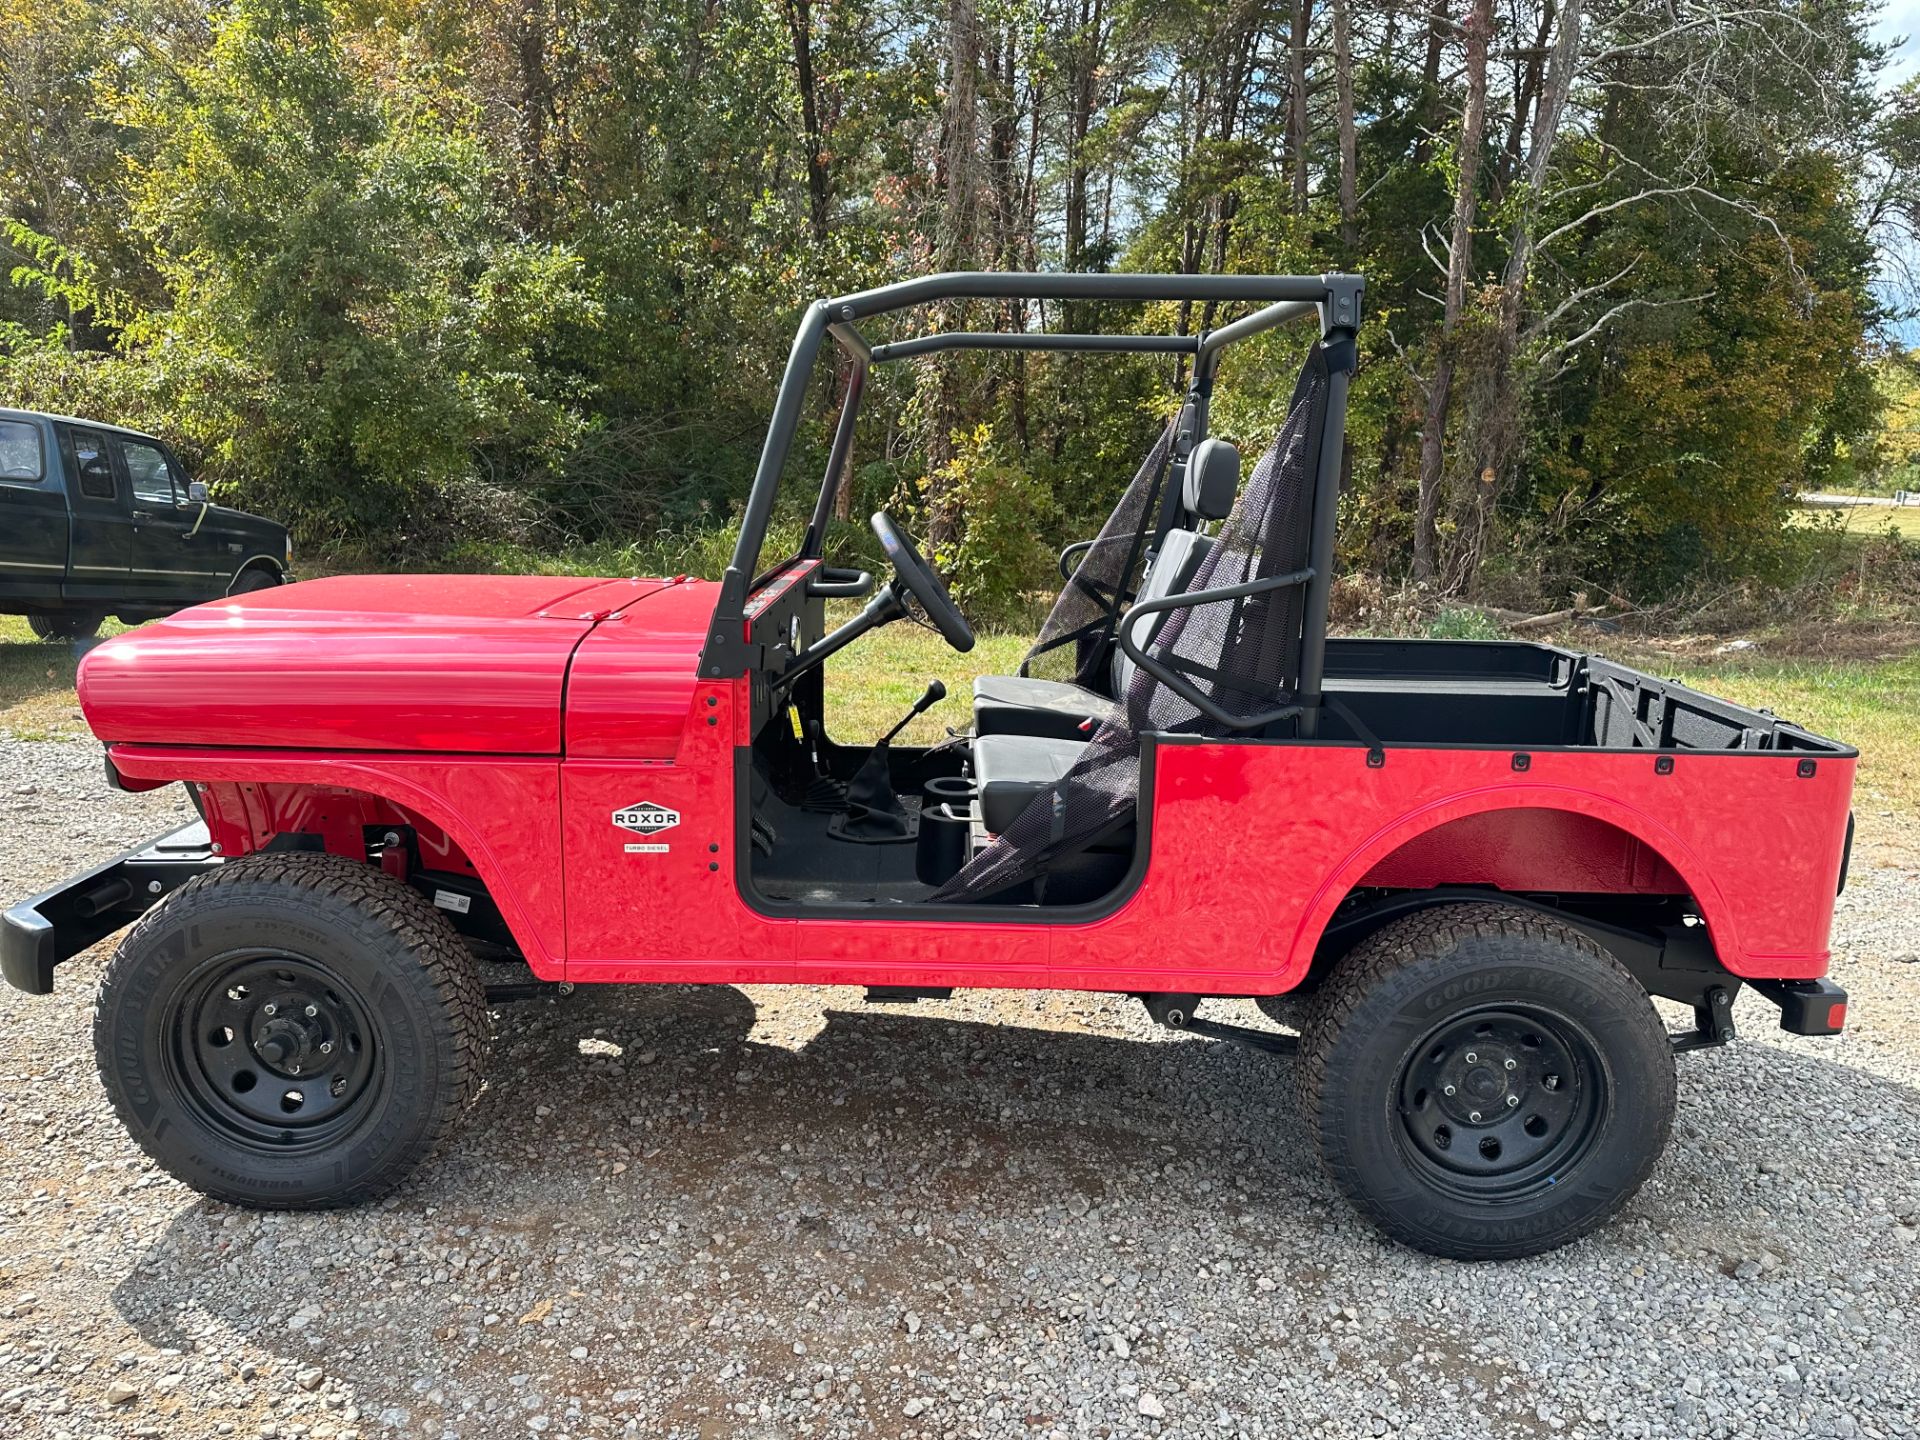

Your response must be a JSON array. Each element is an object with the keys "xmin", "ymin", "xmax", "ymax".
[{"xmin": 612, "ymin": 801, "xmax": 680, "ymax": 836}]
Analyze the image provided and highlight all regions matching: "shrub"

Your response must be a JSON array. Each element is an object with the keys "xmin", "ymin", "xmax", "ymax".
[{"xmin": 918, "ymin": 425, "xmax": 1055, "ymax": 630}]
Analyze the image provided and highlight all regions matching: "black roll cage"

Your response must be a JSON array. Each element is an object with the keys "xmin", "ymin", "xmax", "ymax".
[{"xmin": 699, "ymin": 270, "xmax": 1362, "ymax": 733}]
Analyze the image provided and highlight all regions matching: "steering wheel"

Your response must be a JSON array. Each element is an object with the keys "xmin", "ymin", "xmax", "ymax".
[{"xmin": 870, "ymin": 511, "xmax": 975, "ymax": 654}]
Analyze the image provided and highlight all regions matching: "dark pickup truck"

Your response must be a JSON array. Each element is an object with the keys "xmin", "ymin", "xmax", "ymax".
[{"xmin": 0, "ymin": 407, "xmax": 290, "ymax": 639}]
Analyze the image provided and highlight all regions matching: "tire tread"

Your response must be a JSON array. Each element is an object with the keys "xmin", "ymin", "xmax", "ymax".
[
  {"xmin": 1297, "ymin": 902, "xmax": 1676, "ymax": 1259},
  {"xmin": 94, "ymin": 851, "xmax": 488, "ymax": 1209}
]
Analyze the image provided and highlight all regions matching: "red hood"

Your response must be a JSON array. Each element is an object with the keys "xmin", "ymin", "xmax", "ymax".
[{"xmin": 79, "ymin": 574, "xmax": 716, "ymax": 754}]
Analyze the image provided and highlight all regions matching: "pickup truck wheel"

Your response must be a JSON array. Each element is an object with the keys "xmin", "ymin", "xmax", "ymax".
[
  {"xmin": 92, "ymin": 852, "xmax": 488, "ymax": 1208},
  {"xmin": 229, "ymin": 567, "xmax": 280, "ymax": 595},
  {"xmin": 1298, "ymin": 903, "xmax": 1675, "ymax": 1261},
  {"xmin": 26, "ymin": 610, "xmax": 103, "ymax": 641}
]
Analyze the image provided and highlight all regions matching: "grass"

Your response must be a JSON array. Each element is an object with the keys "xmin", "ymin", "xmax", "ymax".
[
  {"xmin": 1624, "ymin": 649, "xmax": 1920, "ymax": 819},
  {"xmin": 0, "ymin": 603, "xmax": 1019, "ymax": 749},
  {"xmin": 0, "ymin": 614, "xmax": 128, "ymax": 738},
  {"xmin": 1792, "ymin": 498, "xmax": 1920, "ymax": 540},
  {"xmin": 835, "ymin": 625, "xmax": 1920, "ymax": 818},
  {"xmin": 821, "ymin": 620, "xmax": 1028, "ymax": 746}
]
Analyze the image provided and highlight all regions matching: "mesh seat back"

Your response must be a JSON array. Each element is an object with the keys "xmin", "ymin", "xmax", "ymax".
[
  {"xmin": 936, "ymin": 344, "xmax": 1332, "ymax": 904},
  {"xmin": 1110, "ymin": 529, "xmax": 1211, "ymax": 696},
  {"xmin": 1019, "ymin": 426, "xmax": 1174, "ymax": 689}
]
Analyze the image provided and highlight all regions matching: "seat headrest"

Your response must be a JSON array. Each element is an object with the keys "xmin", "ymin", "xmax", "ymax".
[{"xmin": 1183, "ymin": 438, "xmax": 1239, "ymax": 521}]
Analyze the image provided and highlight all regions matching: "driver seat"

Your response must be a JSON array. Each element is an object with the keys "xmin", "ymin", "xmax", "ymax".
[
  {"xmin": 971, "ymin": 437, "xmax": 1240, "ymax": 741},
  {"xmin": 945, "ymin": 338, "xmax": 1333, "ymax": 900}
]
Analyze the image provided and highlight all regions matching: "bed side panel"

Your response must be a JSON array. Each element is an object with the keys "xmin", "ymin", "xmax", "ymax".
[{"xmin": 1046, "ymin": 742, "xmax": 1853, "ymax": 993}]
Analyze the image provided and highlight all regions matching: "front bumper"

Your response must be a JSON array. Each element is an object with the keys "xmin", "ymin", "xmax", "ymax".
[{"xmin": 2, "ymin": 822, "xmax": 221, "ymax": 995}]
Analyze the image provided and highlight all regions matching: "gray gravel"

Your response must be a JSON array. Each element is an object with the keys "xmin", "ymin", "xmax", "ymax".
[{"xmin": 2, "ymin": 732, "xmax": 1918, "ymax": 1439}]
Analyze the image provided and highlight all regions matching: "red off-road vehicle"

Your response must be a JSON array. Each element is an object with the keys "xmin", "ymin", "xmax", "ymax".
[{"xmin": 5, "ymin": 273, "xmax": 1854, "ymax": 1260}]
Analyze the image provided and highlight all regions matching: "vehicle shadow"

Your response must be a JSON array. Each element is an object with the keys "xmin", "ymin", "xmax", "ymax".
[{"xmin": 108, "ymin": 983, "xmax": 1920, "ymax": 1433}]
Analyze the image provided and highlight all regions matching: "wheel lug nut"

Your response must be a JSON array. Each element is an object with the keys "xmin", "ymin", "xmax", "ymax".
[
  {"xmin": 1469, "ymin": 1110, "xmax": 1482, "ymax": 1122},
  {"xmin": 305, "ymin": 1005, "xmax": 318, "ymax": 1018},
  {"xmin": 1507, "ymin": 1095, "xmax": 1519, "ymax": 1107},
  {"xmin": 1443, "ymin": 1085, "xmax": 1457, "ymax": 1096},
  {"xmin": 1504, "ymin": 1058, "xmax": 1517, "ymax": 1071},
  {"xmin": 263, "ymin": 1003, "xmax": 277, "ymax": 1016},
  {"xmin": 1465, "ymin": 1051, "xmax": 1477, "ymax": 1063},
  {"xmin": 320, "ymin": 1041, "xmax": 333, "ymax": 1054}
]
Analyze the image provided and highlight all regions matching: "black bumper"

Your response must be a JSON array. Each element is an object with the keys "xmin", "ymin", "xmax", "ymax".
[
  {"xmin": 2, "ymin": 822, "xmax": 221, "ymax": 995},
  {"xmin": 1750, "ymin": 976, "xmax": 1850, "ymax": 1036}
]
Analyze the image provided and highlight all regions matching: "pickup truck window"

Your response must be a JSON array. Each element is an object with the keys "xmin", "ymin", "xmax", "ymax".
[
  {"xmin": 0, "ymin": 419, "xmax": 42, "ymax": 484},
  {"xmin": 121, "ymin": 439, "xmax": 176, "ymax": 506},
  {"xmin": 70, "ymin": 429, "xmax": 115, "ymax": 499}
]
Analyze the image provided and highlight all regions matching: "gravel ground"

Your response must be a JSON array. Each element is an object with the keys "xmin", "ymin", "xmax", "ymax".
[{"xmin": 2, "ymin": 733, "xmax": 1918, "ymax": 1440}]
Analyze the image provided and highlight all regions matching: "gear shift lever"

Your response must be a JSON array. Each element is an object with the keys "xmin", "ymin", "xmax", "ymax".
[
  {"xmin": 832, "ymin": 681, "xmax": 946, "ymax": 841},
  {"xmin": 879, "ymin": 680, "xmax": 946, "ymax": 744}
]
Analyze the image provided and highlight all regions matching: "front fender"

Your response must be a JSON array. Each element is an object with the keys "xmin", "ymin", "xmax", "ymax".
[{"xmin": 107, "ymin": 747, "xmax": 566, "ymax": 977}]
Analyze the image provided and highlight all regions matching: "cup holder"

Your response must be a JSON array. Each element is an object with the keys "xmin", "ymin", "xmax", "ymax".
[
  {"xmin": 915, "ymin": 802, "xmax": 972, "ymax": 886},
  {"xmin": 924, "ymin": 775, "xmax": 978, "ymax": 805}
]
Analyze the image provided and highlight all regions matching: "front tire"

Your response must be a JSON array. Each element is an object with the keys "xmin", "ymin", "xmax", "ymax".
[
  {"xmin": 26, "ymin": 609, "xmax": 103, "ymax": 641},
  {"xmin": 229, "ymin": 567, "xmax": 281, "ymax": 596},
  {"xmin": 1298, "ymin": 904, "xmax": 1675, "ymax": 1260},
  {"xmin": 93, "ymin": 853, "xmax": 489, "ymax": 1208}
]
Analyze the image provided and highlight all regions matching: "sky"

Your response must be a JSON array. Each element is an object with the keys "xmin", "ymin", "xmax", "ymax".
[
  {"xmin": 1876, "ymin": 4, "xmax": 1920, "ymax": 336},
  {"xmin": 1881, "ymin": 0, "xmax": 1920, "ymax": 86}
]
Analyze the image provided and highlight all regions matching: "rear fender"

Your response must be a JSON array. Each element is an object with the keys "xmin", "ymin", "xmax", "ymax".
[{"xmin": 1288, "ymin": 788, "xmax": 1747, "ymax": 979}]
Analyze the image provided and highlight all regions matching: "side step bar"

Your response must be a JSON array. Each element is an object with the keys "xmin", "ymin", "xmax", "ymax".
[{"xmin": 1140, "ymin": 993, "xmax": 1299, "ymax": 1056}]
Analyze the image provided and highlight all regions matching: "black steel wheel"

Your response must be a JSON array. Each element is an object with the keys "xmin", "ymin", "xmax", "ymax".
[
  {"xmin": 95, "ymin": 852, "xmax": 488, "ymax": 1208},
  {"xmin": 169, "ymin": 951, "xmax": 381, "ymax": 1151},
  {"xmin": 1298, "ymin": 904, "xmax": 1675, "ymax": 1260},
  {"xmin": 1393, "ymin": 1006, "xmax": 1607, "ymax": 1199}
]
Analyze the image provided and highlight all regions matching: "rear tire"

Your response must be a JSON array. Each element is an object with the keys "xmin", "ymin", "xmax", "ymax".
[
  {"xmin": 1298, "ymin": 903, "xmax": 1675, "ymax": 1260},
  {"xmin": 26, "ymin": 610, "xmax": 102, "ymax": 641},
  {"xmin": 93, "ymin": 852, "xmax": 489, "ymax": 1208}
]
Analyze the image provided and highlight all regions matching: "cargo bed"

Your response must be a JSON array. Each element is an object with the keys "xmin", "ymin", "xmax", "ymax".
[{"xmin": 1318, "ymin": 638, "xmax": 1850, "ymax": 754}]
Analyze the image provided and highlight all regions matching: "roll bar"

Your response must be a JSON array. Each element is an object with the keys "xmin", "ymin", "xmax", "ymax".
[{"xmin": 700, "ymin": 270, "xmax": 1363, "ymax": 682}]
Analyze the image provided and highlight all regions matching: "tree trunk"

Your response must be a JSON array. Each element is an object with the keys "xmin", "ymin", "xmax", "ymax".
[
  {"xmin": 514, "ymin": 0, "xmax": 553, "ymax": 226},
  {"xmin": 1412, "ymin": 0, "xmax": 1494, "ymax": 585},
  {"xmin": 1454, "ymin": 0, "xmax": 1586, "ymax": 589},
  {"xmin": 926, "ymin": 0, "xmax": 982, "ymax": 551},
  {"xmin": 938, "ymin": 0, "xmax": 980, "ymax": 275},
  {"xmin": 779, "ymin": 0, "xmax": 832, "ymax": 246},
  {"xmin": 1062, "ymin": 0, "xmax": 1101, "ymax": 272},
  {"xmin": 1493, "ymin": 0, "xmax": 1555, "ymax": 204},
  {"xmin": 1333, "ymin": 0, "xmax": 1357, "ymax": 247},
  {"xmin": 1410, "ymin": 0, "xmax": 1448, "ymax": 166},
  {"xmin": 1289, "ymin": 0, "xmax": 1313, "ymax": 214}
]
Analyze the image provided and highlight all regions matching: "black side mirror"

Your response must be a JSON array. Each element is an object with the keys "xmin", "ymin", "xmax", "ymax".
[{"xmin": 186, "ymin": 480, "xmax": 209, "ymax": 503}]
